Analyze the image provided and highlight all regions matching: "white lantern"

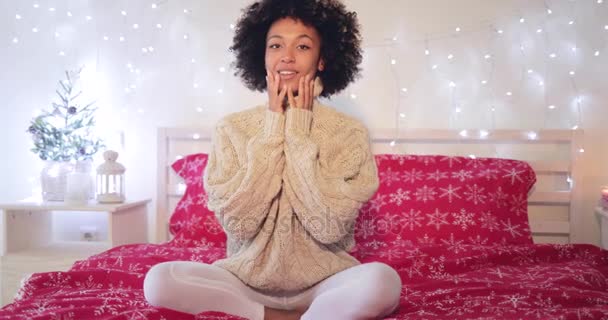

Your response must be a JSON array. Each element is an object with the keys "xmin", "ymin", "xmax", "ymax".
[{"xmin": 96, "ymin": 150, "xmax": 126, "ymax": 203}]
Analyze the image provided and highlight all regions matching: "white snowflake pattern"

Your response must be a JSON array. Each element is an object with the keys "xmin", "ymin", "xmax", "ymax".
[
  {"xmin": 439, "ymin": 156, "xmax": 463, "ymax": 168},
  {"xmin": 488, "ymin": 187, "xmax": 509, "ymax": 208},
  {"xmin": 379, "ymin": 167, "xmax": 401, "ymax": 186},
  {"xmin": 464, "ymin": 184, "xmax": 487, "ymax": 205},
  {"xmin": 502, "ymin": 168, "xmax": 525, "ymax": 185},
  {"xmin": 379, "ymin": 247, "xmax": 404, "ymax": 261},
  {"xmin": 186, "ymin": 157, "xmax": 206, "ymax": 174},
  {"xmin": 426, "ymin": 208, "xmax": 450, "ymax": 231},
  {"xmin": 355, "ymin": 217, "xmax": 376, "ymax": 239},
  {"xmin": 401, "ymin": 168, "xmax": 425, "ymax": 183},
  {"xmin": 401, "ymin": 209, "xmax": 424, "ymax": 231},
  {"xmin": 364, "ymin": 194, "xmax": 388, "ymax": 214},
  {"xmin": 363, "ymin": 239, "xmax": 388, "ymax": 251},
  {"xmin": 509, "ymin": 194, "xmax": 527, "ymax": 216},
  {"xmin": 478, "ymin": 168, "xmax": 499, "ymax": 180},
  {"xmin": 438, "ymin": 184, "xmax": 462, "ymax": 203},
  {"xmin": 175, "ymin": 194, "xmax": 194, "ymax": 212},
  {"xmin": 74, "ymin": 275, "xmax": 103, "ymax": 290},
  {"xmin": 501, "ymin": 219, "xmax": 523, "ymax": 238},
  {"xmin": 479, "ymin": 211, "xmax": 499, "ymax": 231},
  {"xmin": 452, "ymin": 209, "xmax": 476, "ymax": 231},
  {"xmin": 499, "ymin": 293, "xmax": 530, "ymax": 308},
  {"xmin": 452, "ymin": 169, "xmax": 474, "ymax": 182},
  {"xmin": 426, "ymin": 169, "xmax": 449, "ymax": 182},
  {"xmin": 414, "ymin": 185, "xmax": 437, "ymax": 203},
  {"xmin": 417, "ymin": 233, "xmax": 437, "ymax": 245},
  {"xmin": 440, "ymin": 233, "xmax": 467, "ymax": 254},
  {"xmin": 388, "ymin": 188, "xmax": 411, "ymax": 206}
]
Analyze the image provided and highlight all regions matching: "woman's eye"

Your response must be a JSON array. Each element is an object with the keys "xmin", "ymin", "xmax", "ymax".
[
  {"xmin": 298, "ymin": 45, "xmax": 310, "ymax": 50},
  {"xmin": 268, "ymin": 44, "xmax": 280, "ymax": 49}
]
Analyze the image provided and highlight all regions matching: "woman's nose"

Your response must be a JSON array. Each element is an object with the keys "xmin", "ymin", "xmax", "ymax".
[{"xmin": 281, "ymin": 49, "xmax": 295, "ymax": 63}]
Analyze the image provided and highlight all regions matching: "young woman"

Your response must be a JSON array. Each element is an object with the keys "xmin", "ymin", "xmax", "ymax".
[{"xmin": 144, "ymin": 1, "xmax": 402, "ymax": 319}]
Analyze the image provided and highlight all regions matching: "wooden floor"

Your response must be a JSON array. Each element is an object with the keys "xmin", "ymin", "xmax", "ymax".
[{"xmin": 0, "ymin": 242, "xmax": 108, "ymax": 307}]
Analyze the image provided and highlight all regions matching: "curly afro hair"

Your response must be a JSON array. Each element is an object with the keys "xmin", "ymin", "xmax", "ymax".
[{"xmin": 229, "ymin": 0, "xmax": 363, "ymax": 98}]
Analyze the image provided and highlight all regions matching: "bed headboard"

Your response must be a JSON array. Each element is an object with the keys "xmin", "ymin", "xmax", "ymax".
[{"xmin": 157, "ymin": 127, "xmax": 584, "ymax": 245}]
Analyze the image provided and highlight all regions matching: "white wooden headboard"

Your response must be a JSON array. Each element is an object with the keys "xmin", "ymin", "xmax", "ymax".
[{"xmin": 157, "ymin": 127, "xmax": 584, "ymax": 245}]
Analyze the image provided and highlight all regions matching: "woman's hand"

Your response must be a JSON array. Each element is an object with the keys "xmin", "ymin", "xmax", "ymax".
[
  {"xmin": 287, "ymin": 73, "xmax": 316, "ymax": 111},
  {"xmin": 266, "ymin": 68, "xmax": 288, "ymax": 113}
]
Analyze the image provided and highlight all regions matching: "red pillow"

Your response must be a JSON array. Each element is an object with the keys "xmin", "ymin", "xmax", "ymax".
[
  {"xmin": 354, "ymin": 154, "xmax": 537, "ymax": 249},
  {"xmin": 169, "ymin": 153, "xmax": 227, "ymax": 248}
]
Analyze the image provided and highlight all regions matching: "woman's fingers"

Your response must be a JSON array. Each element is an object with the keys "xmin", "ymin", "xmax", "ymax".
[
  {"xmin": 305, "ymin": 74, "xmax": 312, "ymax": 110},
  {"xmin": 287, "ymin": 85, "xmax": 296, "ymax": 109},
  {"xmin": 278, "ymin": 84, "xmax": 287, "ymax": 103}
]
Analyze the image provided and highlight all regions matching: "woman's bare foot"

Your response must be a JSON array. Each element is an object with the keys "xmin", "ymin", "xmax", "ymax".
[{"xmin": 263, "ymin": 306, "xmax": 305, "ymax": 320}]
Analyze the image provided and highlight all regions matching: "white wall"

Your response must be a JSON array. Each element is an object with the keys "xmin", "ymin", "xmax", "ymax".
[{"xmin": 0, "ymin": 0, "xmax": 606, "ymax": 245}]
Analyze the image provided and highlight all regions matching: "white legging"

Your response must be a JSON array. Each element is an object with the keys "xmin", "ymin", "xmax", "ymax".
[{"xmin": 143, "ymin": 261, "xmax": 402, "ymax": 320}]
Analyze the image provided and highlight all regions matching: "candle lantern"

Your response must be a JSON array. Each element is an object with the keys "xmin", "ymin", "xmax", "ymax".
[{"xmin": 96, "ymin": 150, "xmax": 126, "ymax": 203}]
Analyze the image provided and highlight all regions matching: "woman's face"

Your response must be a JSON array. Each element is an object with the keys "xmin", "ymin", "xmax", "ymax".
[{"xmin": 265, "ymin": 17, "xmax": 325, "ymax": 95}]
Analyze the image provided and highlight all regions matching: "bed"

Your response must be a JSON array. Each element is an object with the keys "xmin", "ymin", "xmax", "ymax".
[{"xmin": 1, "ymin": 126, "xmax": 608, "ymax": 319}]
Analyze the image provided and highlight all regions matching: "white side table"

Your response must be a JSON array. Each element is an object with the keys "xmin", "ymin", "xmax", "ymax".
[
  {"xmin": 0, "ymin": 199, "xmax": 150, "ymax": 307},
  {"xmin": 596, "ymin": 206, "xmax": 608, "ymax": 250},
  {"xmin": 0, "ymin": 199, "xmax": 150, "ymax": 256}
]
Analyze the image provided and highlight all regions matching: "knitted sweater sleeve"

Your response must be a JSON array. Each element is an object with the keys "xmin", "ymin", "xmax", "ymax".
[
  {"xmin": 282, "ymin": 108, "xmax": 380, "ymax": 244},
  {"xmin": 203, "ymin": 109, "xmax": 286, "ymax": 241}
]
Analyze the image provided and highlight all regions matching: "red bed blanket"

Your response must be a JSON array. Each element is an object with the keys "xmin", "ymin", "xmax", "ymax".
[
  {"xmin": 3, "ymin": 154, "xmax": 607, "ymax": 319},
  {"xmin": 1, "ymin": 241, "xmax": 607, "ymax": 319}
]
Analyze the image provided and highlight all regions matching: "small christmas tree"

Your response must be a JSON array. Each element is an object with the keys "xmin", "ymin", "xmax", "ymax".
[{"xmin": 27, "ymin": 67, "xmax": 104, "ymax": 162}]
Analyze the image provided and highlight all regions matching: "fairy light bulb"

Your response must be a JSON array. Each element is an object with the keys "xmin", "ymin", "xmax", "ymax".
[
  {"xmin": 527, "ymin": 131, "xmax": 538, "ymax": 140},
  {"xmin": 196, "ymin": 107, "xmax": 204, "ymax": 113},
  {"xmin": 86, "ymin": 15, "xmax": 92, "ymax": 21},
  {"xmin": 399, "ymin": 113, "xmax": 406, "ymax": 118},
  {"xmin": 519, "ymin": 18, "xmax": 525, "ymax": 23},
  {"xmin": 479, "ymin": 130, "xmax": 489, "ymax": 138},
  {"xmin": 547, "ymin": 9, "xmax": 553, "ymax": 14},
  {"xmin": 121, "ymin": 10, "xmax": 127, "ymax": 16},
  {"xmin": 527, "ymin": 69, "xmax": 533, "ymax": 74},
  {"xmin": 549, "ymin": 53, "xmax": 557, "ymax": 58},
  {"xmin": 183, "ymin": 34, "xmax": 189, "ymax": 40},
  {"xmin": 15, "ymin": 14, "xmax": 22, "ymax": 20},
  {"xmin": 151, "ymin": 3, "xmax": 157, "ymax": 9},
  {"xmin": 538, "ymin": 81, "xmax": 544, "ymax": 86},
  {"xmin": 12, "ymin": 37, "xmax": 18, "ymax": 43},
  {"xmin": 192, "ymin": 133, "xmax": 200, "ymax": 140},
  {"xmin": 32, "ymin": 27, "xmax": 39, "ymax": 33},
  {"xmin": 183, "ymin": 9, "xmax": 190, "ymax": 14},
  {"xmin": 66, "ymin": 11, "xmax": 72, "ymax": 17},
  {"xmin": 497, "ymin": 29, "xmax": 504, "ymax": 34},
  {"xmin": 401, "ymin": 88, "xmax": 408, "ymax": 93},
  {"xmin": 579, "ymin": 148, "xmax": 585, "ymax": 153},
  {"xmin": 572, "ymin": 125, "xmax": 579, "ymax": 130},
  {"xmin": 484, "ymin": 54, "xmax": 491, "ymax": 59},
  {"xmin": 33, "ymin": 3, "xmax": 39, "ymax": 9},
  {"xmin": 447, "ymin": 54, "xmax": 454, "ymax": 60},
  {"xmin": 350, "ymin": 93, "xmax": 357, "ymax": 99},
  {"xmin": 536, "ymin": 28, "xmax": 543, "ymax": 33},
  {"xmin": 459, "ymin": 130, "xmax": 468, "ymax": 137},
  {"xmin": 432, "ymin": 64, "xmax": 438, "ymax": 70},
  {"xmin": 119, "ymin": 36, "xmax": 125, "ymax": 42},
  {"xmin": 455, "ymin": 27, "xmax": 461, "ymax": 32},
  {"xmin": 595, "ymin": 51, "xmax": 600, "ymax": 56},
  {"xmin": 391, "ymin": 59, "xmax": 397, "ymax": 65},
  {"xmin": 219, "ymin": 67, "xmax": 226, "ymax": 72},
  {"xmin": 103, "ymin": 35, "xmax": 109, "ymax": 41},
  {"xmin": 569, "ymin": 20, "xmax": 575, "ymax": 25},
  {"xmin": 449, "ymin": 81, "xmax": 456, "ymax": 88},
  {"xmin": 156, "ymin": 23, "xmax": 163, "ymax": 29},
  {"xmin": 548, "ymin": 105, "xmax": 556, "ymax": 109},
  {"xmin": 425, "ymin": 49, "xmax": 430, "ymax": 55},
  {"xmin": 506, "ymin": 91, "xmax": 512, "ymax": 96},
  {"xmin": 481, "ymin": 80, "xmax": 487, "ymax": 85},
  {"xmin": 230, "ymin": 24, "xmax": 235, "ymax": 29},
  {"xmin": 569, "ymin": 71, "xmax": 576, "ymax": 76},
  {"xmin": 133, "ymin": 23, "xmax": 139, "ymax": 29},
  {"xmin": 389, "ymin": 140, "xmax": 396, "ymax": 147}
]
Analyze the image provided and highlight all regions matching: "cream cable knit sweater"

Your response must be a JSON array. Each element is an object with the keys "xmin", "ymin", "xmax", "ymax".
[{"xmin": 203, "ymin": 98, "xmax": 380, "ymax": 293}]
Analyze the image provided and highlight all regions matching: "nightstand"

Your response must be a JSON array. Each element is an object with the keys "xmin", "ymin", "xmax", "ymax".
[
  {"xmin": 0, "ymin": 199, "xmax": 150, "ymax": 307},
  {"xmin": 596, "ymin": 206, "xmax": 608, "ymax": 250}
]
